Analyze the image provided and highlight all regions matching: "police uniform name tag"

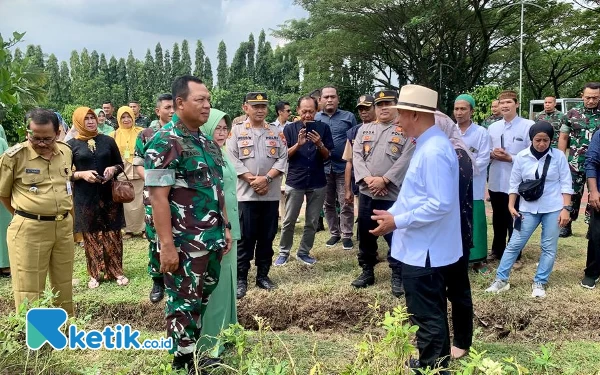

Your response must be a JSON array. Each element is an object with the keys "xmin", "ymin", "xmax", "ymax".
[
  {"xmin": 26, "ymin": 168, "xmax": 40, "ymax": 174},
  {"xmin": 66, "ymin": 181, "xmax": 73, "ymax": 195}
]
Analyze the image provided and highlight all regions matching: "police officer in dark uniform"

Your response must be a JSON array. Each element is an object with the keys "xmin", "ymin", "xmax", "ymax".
[
  {"xmin": 226, "ymin": 92, "xmax": 288, "ymax": 299},
  {"xmin": 351, "ymin": 90, "xmax": 415, "ymax": 297}
]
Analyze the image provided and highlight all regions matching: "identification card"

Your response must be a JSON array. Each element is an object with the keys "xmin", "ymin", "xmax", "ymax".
[
  {"xmin": 66, "ymin": 181, "xmax": 72, "ymax": 195},
  {"xmin": 124, "ymin": 149, "xmax": 131, "ymax": 159}
]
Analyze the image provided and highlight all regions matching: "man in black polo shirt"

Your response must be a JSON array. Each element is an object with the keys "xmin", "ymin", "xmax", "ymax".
[{"xmin": 275, "ymin": 96, "xmax": 334, "ymax": 266}]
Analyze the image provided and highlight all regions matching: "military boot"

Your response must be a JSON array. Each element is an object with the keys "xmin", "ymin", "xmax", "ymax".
[
  {"xmin": 237, "ymin": 270, "xmax": 248, "ymax": 299},
  {"xmin": 559, "ymin": 221, "xmax": 572, "ymax": 238},
  {"xmin": 256, "ymin": 266, "xmax": 276, "ymax": 290},
  {"xmin": 351, "ymin": 268, "xmax": 375, "ymax": 288},
  {"xmin": 391, "ymin": 268, "xmax": 404, "ymax": 297}
]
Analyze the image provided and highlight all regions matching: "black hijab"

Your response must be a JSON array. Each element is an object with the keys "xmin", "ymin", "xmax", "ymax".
[{"xmin": 529, "ymin": 121, "xmax": 554, "ymax": 159}]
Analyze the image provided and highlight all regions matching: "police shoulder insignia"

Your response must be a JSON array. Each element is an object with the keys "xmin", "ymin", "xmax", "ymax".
[{"xmin": 5, "ymin": 143, "xmax": 24, "ymax": 157}]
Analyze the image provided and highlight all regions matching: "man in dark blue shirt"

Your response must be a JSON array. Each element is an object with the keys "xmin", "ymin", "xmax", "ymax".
[
  {"xmin": 275, "ymin": 96, "xmax": 334, "ymax": 266},
  {"xmin": 583, "ymin": 129, "xmax": 600, "ymax": 288},
  {"xmin": 316, "ymin": 86, "xmax": 358, "ymax": 250}
]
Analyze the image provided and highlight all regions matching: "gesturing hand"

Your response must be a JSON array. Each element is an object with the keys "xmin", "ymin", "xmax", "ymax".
[{"xmin": 369, "ymin": 209, "xmax": 396, "ymax": 236}]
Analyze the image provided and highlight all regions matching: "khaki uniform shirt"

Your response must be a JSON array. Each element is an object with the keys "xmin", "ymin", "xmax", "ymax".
[
  {"xmin": 352, "ymin": 121, "xmax": 415, "ymax": 201},
  {"xmin": 342, "ymin": 139, "xmax": 353, "ymax": 161},
  {"xmin": 0, "ymin": 141, "xmax": 73, "ymax": 215},
  {"xmin": 226, "ymin": 120, "xmax": 288, "ymax": 201}
]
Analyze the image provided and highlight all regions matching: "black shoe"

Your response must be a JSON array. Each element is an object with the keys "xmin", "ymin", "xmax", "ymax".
[
  {"xmin": 173, "ymin": 355, "xmax": 222, "ymax": 375},
  {"xmin": 391, "ymin": 271, "xmax": 404, "ymax": 297},
  {"xmin": 317, "ymin": 217, "xmax": 325, "ymax": 232},
  {"xmin": 342, "ymin": 238, "xmax": 354, "ymax": 250},
  {"xmin": 237, "ymin": 279, "xmax": 248, "ymax": 299},
  {"xmin": 581, "ymin": 275, "xmax": 599, "ymax": 289},
  {"xmin": 326, "ymin": 236, "xmax": 341, "ymax": 247},
  {"xmin": 256, "ymin": 275, "xmax": 276, "ymax": 290},
  {"xmin": 149, "ymin": 282, "xmax": 165, "ymax": 303},
  {"xmin": 559, "ymin": 223, "xmax": 572, "ymax": 238},
  {"xmin": 351, "ymin": 268, "xmax": 375, "ymax": 288}
]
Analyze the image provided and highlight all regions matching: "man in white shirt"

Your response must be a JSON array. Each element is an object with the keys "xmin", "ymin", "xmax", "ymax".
[
  {"xmin": 371, "ymin": 85, "xmax": 461, "ymax": 373},
  {"xmin": 272, "ymin": 101, "xmax": 292, "ymax": 129},
  {"xmin": 487, "ymin": 91, "xmax": 534, "ymax": 264}
]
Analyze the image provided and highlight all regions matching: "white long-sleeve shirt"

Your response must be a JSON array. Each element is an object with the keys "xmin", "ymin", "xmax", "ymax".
[
  {"xmin": 459, "ymin": 122, "xmax": 491, "ymax": 200},
  {"xmin": 488, "ymin": 116, "xmax": 534, "ymax": 193},
  {"xmin": 389, "ymin": 125, "xmax": 462, "ymax": 268},
  {"xmin": 509, "ymin": 148, "xmax": 573, "ymax": 213}
]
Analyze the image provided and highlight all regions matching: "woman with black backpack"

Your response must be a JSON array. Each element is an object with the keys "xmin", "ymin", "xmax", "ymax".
[{"xmin": 485, "ymin": 121, "xmax": 573, "ymax": 298}]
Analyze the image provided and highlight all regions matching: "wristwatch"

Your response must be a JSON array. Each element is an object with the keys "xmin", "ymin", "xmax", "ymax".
[
  {"xmin": 562, "ymin": 205, "xmax": 574, "ymax": 212},
  {"xmin": 224, "ymin": 222, "xmax": 232, "ymax": 230},
  {"xmin": 265, "ymin": 175, "xmax": 273, "ymax": 184}
]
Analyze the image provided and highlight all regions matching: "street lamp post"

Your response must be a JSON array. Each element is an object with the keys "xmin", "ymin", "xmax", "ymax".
[{"xmin": 503, "ymin": 0, "xmax": 544, "ymax": 116}]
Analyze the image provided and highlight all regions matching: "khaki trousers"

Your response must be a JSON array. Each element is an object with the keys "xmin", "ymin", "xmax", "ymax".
[{"xmin": 7, "ymin": 214, "xmax": 75, "ymax": 315}]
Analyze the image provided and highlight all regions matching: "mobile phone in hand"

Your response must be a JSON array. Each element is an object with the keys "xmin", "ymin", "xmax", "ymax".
[
  {"xmin": 305, "ymin": 121, "xmax": 315, "ymax": 134},
  {"xmin": 514, "ymin": 214, "xmax": 523, "ymax": 231},
  {"xmin": 96, "ymin": 175, "xmax": 106, "ymax": 182}
]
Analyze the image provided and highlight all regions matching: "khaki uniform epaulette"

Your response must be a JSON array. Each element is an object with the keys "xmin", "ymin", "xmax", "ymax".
[
  {"xmin": 56, "ymin": 140, "xmax": 72, "ymax": 150},
  {"xmin": 4, "ymin": 143, "xmax": 24, "ymax": 157},
  {"xmin": 233, "ymin": 121, "xmax": 245, "ymax": 127}
]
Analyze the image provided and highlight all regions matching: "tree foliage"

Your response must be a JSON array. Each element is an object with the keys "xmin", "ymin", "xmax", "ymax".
[
  {"xmin": 277, "ymin": 0, "xmax": 598, "ymax": 113},
  {"xmin": 0, "ymin": 32, "xmax": 47, "ymax": 143}
]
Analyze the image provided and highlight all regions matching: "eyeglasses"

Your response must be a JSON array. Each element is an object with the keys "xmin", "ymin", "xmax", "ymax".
[
  {"xmin": 214, "ymin": 127, "xmax": 229, "ymax": 133},
  {"xmin": 28, "ymin": 135, "xmax": 56, "ymax": 145}
]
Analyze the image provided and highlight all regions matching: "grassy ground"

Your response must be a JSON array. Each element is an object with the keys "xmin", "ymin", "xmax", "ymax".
[{"xmin": 1, "ymin": 213, "xmax": 600, "ymax": 374}]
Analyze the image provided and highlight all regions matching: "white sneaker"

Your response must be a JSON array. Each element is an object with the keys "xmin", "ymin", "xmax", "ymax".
[
  {"xmin": 485, "ymin": 279, "xmax": 510, "ymax": 293},
  {"xmin": 531, "ymin": 282, "xmax": 546, "ymax": 298}
]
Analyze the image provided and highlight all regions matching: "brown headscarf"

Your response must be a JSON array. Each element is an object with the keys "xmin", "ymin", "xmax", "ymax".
[{"xmin": 72, "ymin": 107, "xmax": 99, "ymax": 141}]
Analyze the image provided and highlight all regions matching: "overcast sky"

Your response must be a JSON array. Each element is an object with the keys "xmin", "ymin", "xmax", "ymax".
[{"xmin": 0, "ymin": 0, "xmax": 307, "ymax": 66}]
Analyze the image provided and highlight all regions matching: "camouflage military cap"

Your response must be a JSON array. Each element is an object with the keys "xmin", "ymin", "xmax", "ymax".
[
  {"xmin": 245, "ymin": 92, "xmax": 269, "ymax": 106},
  {"xmin": 356, "ymin": 94, "xmax": 375, "ymax": 108},
  {"xmin": 373, "ymin": 90, "xmax": 399, "ymax": 104}
]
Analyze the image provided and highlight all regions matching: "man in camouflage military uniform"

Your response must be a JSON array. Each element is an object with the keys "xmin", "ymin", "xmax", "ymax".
[
  {"xmin": 351, "ymin": 90, "xmax": 416, "ymax": 297},
  {"xmin": 480, "ymin": 99, "xmax": 503, "ymax": 129},
  {"xmin": 226, "ymin": 92, "xmax": 288, "ymax": 299},
  {"xmin": 102, "ymin": 101, "xmax": 118, "ymax": 130},
  {"xmin": 144, "ymin": 76, "xmax": 232, "ymax": 371},
  {"xmin": 133, "ymin": 93, "xmax": 174, "ymax": 303},
  {"xmin": 558, "ymin": 82, "xmax": 600, "ymax": 238},
  {"xmin": 535, "ymin": 96, "xmax": 566, "ymax": 148}
]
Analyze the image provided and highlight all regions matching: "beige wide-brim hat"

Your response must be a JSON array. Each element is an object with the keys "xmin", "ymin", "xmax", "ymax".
[{"xmin": 390, "ymin": 84, "xmax": 438, "ymax": 113}]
